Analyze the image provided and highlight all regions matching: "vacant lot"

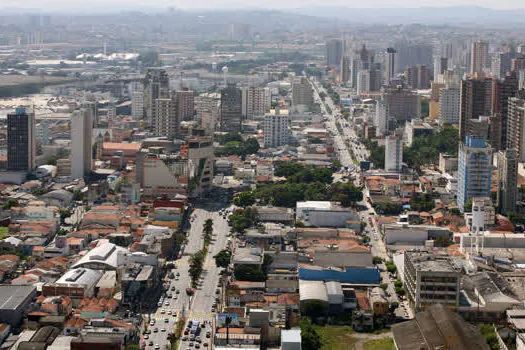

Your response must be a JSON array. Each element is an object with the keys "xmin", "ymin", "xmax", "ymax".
[{"xmin": 363, "ymin": 338, "xmax": 396, "ymax": 350}]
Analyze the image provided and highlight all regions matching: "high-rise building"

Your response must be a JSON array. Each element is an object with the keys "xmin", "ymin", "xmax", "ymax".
[
  {"xmin": 470, "ymin": 40, "xmax": 489, "ymax": 75},
  {"xmin": 512, "ymin": 54, "xmax": 525, "ymax": 72},
  {"xmin": 492, "ymin": 72, "xmax": 518, "ymax": 150},
  {"xmin": 291, "ymin": 78, "xmax": 314, "ymax": 107},
  {"xmin": 383, "ymin": 86, "xmax": 421, "ymax": 123},
  {"xmin": 491, "ymin": 51, "xmax": 512, "ymax": 79},
  {"xmin": 394, "ymin": 43, "xmax": 433, "ymax": 73},
  {"xmin": 385, "ymin": 135, "xmax": 403, "ymax": 172},
  {"xmin": 439, "ymin": 87, "xmax": 461, "ymax": 124},
  {"xmin": 406, "ymin": 64, "xmax": 431, "ymax": 89},
  {"xmin": 195, "ymin": 93, "xmax": 220, "ymax": 134},
  {"xmin": 143, "ymin": 68, "xmax": 170, "ymax": 125},
  {"xmin": 131, "ymin": 83, "xmax": 144, "ymax": 120},
  {"xmin": 457, "ymin": 136, "xmax": 493, "ymax": 211},
  {"xmin": 241, "ymin": 87, "xmax": 271, "ymax": 119},
  {"xmin": 340, "ymin": 56, "xmax": 351, "ymax": 83},
  {"xmin": 152, "ymin": 98, "xmax": 178, "ymax": 138},
  {"xmin": 326, "ymin": 39, "xmax": 343, "ymax": 67},
  {"xmin": 369, "ymin": 63, "xmax": 383, "ymax": 92},
  {"xmin": 356, "ymin": 70, "xmax": 370, "ymax": 95},
  {"xmin": 71, "ymin": 108, "xmax": 93, "ymax": 179},
  {"xmin": 7, "ymin": 107, "xmax": 36, "ymax": 172},
  {"xmin": 264, "ymin": 109, "xmax": 289, "ymax": 148},
  {"xmin": 220, "ymin": 84, "xmax": 243, "ymax": 133},
  {"xmin": 506, "ymin": 95, "xmax": 525, "ymax": 161},
  {"xmin": 349, "ymin": 44, "xmax": 375, "ymax": 88},
  {"xmin": 459, "ymin": 75, "xmax": 493, "ymax": 142},
  {"xmin": 433, "ymin": 57, "xmax": 448, "ymax": 82},
  {"xmin": 174, "ymin": 89, "xmax": 195, "ymax": 122},
  {"xmin": 385, "ymin": 48, "xmax": 396, "ymax": 85},
  {"xmin": 496, "ymin": 149, "xmax": 518, "ymax": 214}
]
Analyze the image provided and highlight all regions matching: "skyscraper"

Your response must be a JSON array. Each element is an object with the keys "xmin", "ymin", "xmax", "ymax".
[
  {"xmin": 174, "ymin": 89, "xmax": 195, "ymax": 122},
  {"xmin": 71, "ymin": 108, "xmax": 93, "ymax": 179},
  {"xmin": 220, "ymin": 84, "xmax": 243, "ymax": 133},
  {"xmin": 506, "ymin": 95, "xmax": 525, "ymax": 161},
  {"xmin": 492, "ymin": 72, "xmax": 518, "ymax": 151},
  {"xmin": 326, "ymin": 39, "xmax": 343, "ymax": 67},
  {"xmin": 356, "ymin": 70, "xmax": 370, "ymax": 95},
  {"xmin": 406, "ymin": 64, "xmax": 431, "ymax": 89},
  {"xmin": 340, "ymin": 56, "xmax": 351, "ymax": 84},
  {"xmin": 382, "ymin": 86, "xmax": 421, "ymax": 123},
  {"xmin": 291, "ymin": 78, "xmax": 314, "ymax": 107},
  {"xmin": 394, "ymin": 43, "xmax": 433, "ymax": 73},
  {"xmin": 131, "ymin": 82, "xmax": 144, "ymax": 120},
  {"xmin": 496, "ymin": 149, "xmax": 518, "ymax": 214},
  {"xmin": 7, "ymin": 107, "xmax": 36, "ymax": 172},
  {"xmin": 152, "ymin": 98, "xmax": 178, "ymax": 138},
  {"xmin": 491, "ymin": 51, "xmax": 512, "ymax": 79},
  {"xmin": 264, "ymin": 109, "xmax": 289, "ymax": 148},
  {"xmin": 470, "ymin": 40, "xmax": 489, "ymax": 75},
  {"xmin": 385, "ymin": 48, "xmax": 396, "ymax": 85},
  {"xmin": 143, "ymin": 68, "xmax": 170, "ymax": 125},
  {"xmin": 459, "ymin": 75, "xmax": 493, "ymax": 142},
  {"xmin": 439, "ymin": 86, "xmax": 461, "ymax": 124},
  {"xmin": 385, "ymin": 135, "xmax": 403, "ymax": 172},
  {"xmin": 241, "ymin": 87, "xmax": 271, "ymax": 119},
  {"xmin": 433, "ymin": 57, "xmax": 448, "ymax": 82},
  {"xmin": 457, "ymin": 136, "xmax": 493, "ymax": 211}
]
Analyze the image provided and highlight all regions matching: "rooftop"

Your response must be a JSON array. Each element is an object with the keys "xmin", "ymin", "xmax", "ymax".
[{"xmin": 0, "ymin": 285, "xmax": 35, "ymax": 310}]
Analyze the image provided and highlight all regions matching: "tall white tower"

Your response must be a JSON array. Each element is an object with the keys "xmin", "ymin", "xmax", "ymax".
[{"xmin": 71, "ymin": 108, "xmax": 93, "ymax": 179}]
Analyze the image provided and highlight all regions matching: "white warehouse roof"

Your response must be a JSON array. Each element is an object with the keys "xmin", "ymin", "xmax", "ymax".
[{"xmin": 299, "ymin": 280, "xmax": 328, "ymax": 302}]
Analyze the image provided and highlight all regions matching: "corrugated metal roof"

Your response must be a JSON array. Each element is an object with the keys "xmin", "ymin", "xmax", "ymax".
[{"xmin": 299, "ymin": 267, "xmax": 380, "ymax": 284}]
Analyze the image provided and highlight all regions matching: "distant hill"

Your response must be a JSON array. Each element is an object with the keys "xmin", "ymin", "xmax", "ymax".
[{"xmin": 287, "ymin": 6, "xmax": 525, "ymax": 26}]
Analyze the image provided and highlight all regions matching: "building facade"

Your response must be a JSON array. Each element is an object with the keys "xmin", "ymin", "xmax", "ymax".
[
  {"xmin": 143, "ymin": 68, "xmax": 170, "ymax": 125},
  {"xmin": 263, "ymin": 109, "xmax": 289, "ymax": 148},
  {"xmin": 241, "ymin": 87, "xmax": 271, "ymax": 119},
  {"xmin": 385, "ymin": 135, "xmax": 403, "ymax": 172},
  {"xmin": 459, "ymin": 75, "xmax": 493, "ymax": 142},
  {"xmin": 220, "ymin": 84, "xmax": 243, "ymax": 133},
  {"xmin": 71, "ymin": 108, "xmax": 93, "ymax": 179},
  {"xmin": 497, "ymin": 149, "xmax": 518, "ymax": 214},
  {"xmin": 7, "ymin": 107, "xmax": 36, "ymax": 172},
  {"xmin": 470, "ymin": 40, "xmax": 489, "ymax": 75}
]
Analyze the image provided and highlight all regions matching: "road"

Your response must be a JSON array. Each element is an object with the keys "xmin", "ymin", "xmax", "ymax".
[{"xmin": 310, "ymin": 77, "xmax": 413, "ymax": 320}]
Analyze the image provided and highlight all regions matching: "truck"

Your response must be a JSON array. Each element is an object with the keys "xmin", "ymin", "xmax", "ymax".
[{"xmin": 191, "ymin": 320, "xmax": 200, "ymax": 334}]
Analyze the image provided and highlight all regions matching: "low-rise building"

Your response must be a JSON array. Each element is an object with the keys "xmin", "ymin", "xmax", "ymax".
[{"xmin": 296, "ymin": 201, "xmax": 359, "ymax": 227}]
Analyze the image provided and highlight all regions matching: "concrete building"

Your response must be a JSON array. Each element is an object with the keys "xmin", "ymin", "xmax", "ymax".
[
  {"xmin": 340, "ymin": 56, "xmax": 351, "ymax": 83},
  {"xmin": 394, "ymin": 43, "xmax": 433, "ymax": 73},
  {"xmin": 438, "ymin": 153, "xmax": 458, "ymax": 173},
  {"xmin": 457, "ymin": 136, "xmax": 493, "ymax": 211},
  {"xmin": 131, "ymin": 83, "xmax": 144, "ymax": 120},
  {"xmin": 241, "ymin": 87, "xmax": 271, "ymax": 119},
  {"xmin": 433, "ymin": 57, "xmax": 448, "ymax": 82},
  {"xmin": 356, "ymin": 70, "xmax": 370, "ymax": 94},
  {"xmin": 71, "ymin": 108, "xmax": 93, "ymax": 180},
  {"xmin": 439, "ymin": 86, "xmax": 461, "ymax": 124},
  {"xmin": 383, "ymin": 224, "xmax": 451, "ymax": 245},
  {"xmin": 405, "ymin": 119, "xmax": 434, "ymax": 147},
  {"xmin": 187, "ymin": 137, "xmax": 214, "ymax": 197},
  {"xmin": 404, "ymin": 252, "xmax": 461, "ymax": 311},
  {"xmin": 406, "ymin": 64, "xmax": 431, "ymax": 89},
  {"xmin": 385, "ymin": 48, "xmax": 396, "ymax": 85},
  {"xmin": 459, "ymin": 75, "xmax": 492, "ymax": 143},
  {"xmin": 195, "ymin": 92, "xmax": 220, "ymax": 134},
  {"xmin": 506, "ymin": 95, "xmax": 525, "ymax": 161},
  {"xmin": 497, "ymin": 149, "xmax": 518, "ymax": 214},
  {"xmin": 152, "ymin": 98, "xmax": 178, "ymax": 139},
  {"xmin": 264, "ymin": 109, "xmax": 289, "ymax": 148},
  {"xmin": 143, "ymin": 68, "xmax": 169, "ymax": 125},
  {"xmin": 492, "ymin": 72, "xmax": 519, "ymax": 151},
  {"xmin": 326, "ymin": 39, "xmax": 343, "ymax": 67},
  {"xmin": 281, "ymin": 329, "xmax": 301, "ymax": 350},
  {"xmin": 383, "ymin": 86, "xmax": 421, "ymax": 123},
  {"xmin": 7, "ymin": 107, "xmax": 36, "ymax": 172},
  {"xmin": 291, "ymin": 78, "xmax": 314, "ymax": 107},
  {"xmin": 174, "ymin": 89, "xmax": 195, "ymax": 122},
  {"xmin": 296, "ymin": 201, "xmax": 358, "ymax": 227},
  {"xmin": 463, "ymin": 197, "xmax": 495, "ymax": 234},
  {"xmin": 0, "ymin": 285, "xmax": 36, "ymax": 327},
  {"xmin": 220, "ymin": 84, "xmax": 243, "ymax": 133},
  {"xmin": 385, "ymin": 135, "xmax": 403, "ymax": 172},
  {"xmin": 470, "ymin": 40, "xmax": 489, "ymax": 75}
]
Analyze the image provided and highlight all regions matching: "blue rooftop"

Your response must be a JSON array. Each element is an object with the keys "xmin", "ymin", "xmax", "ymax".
[
  {"xmin": 299, "ymin": 267, "xmax": 380, "ymax": 284},
  {"xmin": 465, "ymin": 136, "xmax": 486, "ymax": 148}
]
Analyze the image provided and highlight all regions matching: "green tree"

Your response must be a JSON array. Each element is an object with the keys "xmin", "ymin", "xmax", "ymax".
[
  {"xmin": 330, "ymin": 159, "xmax": 343, "ymax": 172},
  {"xmin": 274, "ymin": 162, "xmax": 306, "ymax": 177},
  {"xmin": 373, "ymin": 256, "xmax": 383, "ymax": 264},
  {"xmin": 300, "ymin": 318, "xmax": 322, "ymax": 350},
  {"xmin": 435, "ymin": 235, "xmax": 453, "ymax": 247},
  {"xmin": 302, "ymin": 300, "xmax": 328, "ymax": 320},
  {"xmin": 409, "ymin": 194, "xmax": 435, "ymax": 211},
  {"xmin": 234, "ymin": 264, "xmax": 265, "ymax": 281},
  {"xmin": 243, "ymin": 137, "xmax": 260, "ymax": 155},
  {"xmin": 421, "ymin": 99, "xmax": 430, "ymax": 118},
  {"xmin": 374, "ymin": 201, "xmax": 403, "ymax": 215},
  {"xmin": 386, "ymin": 261, "xmax": 397, "ymax": 274},
  {"xmin": 2, "ymin": 199, "xmax": 19, "ymax": 210},
  {"xmin": 233, "ymin": 192, "xmax": 256, "ymax": 207},
  {"xmin": 330, "ymin": 182, "xmax": 363, "ymax": 207},
  {"xmin": 214, "ymin": 250, "xmax": 232, "ymax": 268}
]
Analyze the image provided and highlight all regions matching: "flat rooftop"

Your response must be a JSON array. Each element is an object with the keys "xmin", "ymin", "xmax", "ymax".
[{"xmin": 0, "ymin": 285, "xmax": 35, "ymax": 310}]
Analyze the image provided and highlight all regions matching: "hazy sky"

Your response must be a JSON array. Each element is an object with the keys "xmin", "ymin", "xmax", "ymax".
[{"xmin": 2, "ymin": 0, "xmax": 525, "ymax": 10}]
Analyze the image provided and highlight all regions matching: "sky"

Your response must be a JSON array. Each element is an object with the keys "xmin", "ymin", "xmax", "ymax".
[{"xmin": 1, "ymin": 0, "xmax": 525, "ymax": 10}]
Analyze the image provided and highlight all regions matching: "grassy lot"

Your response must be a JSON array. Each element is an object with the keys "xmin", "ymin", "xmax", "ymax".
[
  {"xmin": 363, "ymin": 338, "xmax": 395, "ymax": 350},
  {"xmin": 0, "ymin": 227, "xmax": 7, "ymax": 240},
  {"xmin": 313, "ymin": 325, "xmax": 359, "ymax": 350}
]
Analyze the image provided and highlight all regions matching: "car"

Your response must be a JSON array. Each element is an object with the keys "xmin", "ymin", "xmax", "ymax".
[
  {"xmin": 203, "ymin": 342, "xmax": 208, "ymax": 347},
  {"xmin": 175, "ymin": 276, "xmax": 179, "ymax": 281},
  {"xmin": 153, "ymin": 327, "xmax": 158, "ymax": 333},
  {"xmin": 211, "ymin": 307, "xmax": 215, "ymax": 312},
  {"xmin": 182, "ymin": 336, "xmax": 188, "ymax": 341},
  {"xmin": 168, "ymin": 310, "xmax": 172, "ymax": 315},
  {"xmin": 184, "ymin": 329, "xmax": 189, "ymax": 335},
  {"xmin": 154, "ymin": 345, "xmax": 160, "ymax": 350},
  {"xmin": 195, "ymin": 344, "xmax": 200, "ymax": 349},
  {"xmin": 157, "ymin": 301, "xmax": 162, "ymax": 307},
  {"xmin": 149, "ymin": 321, "xmax": 155, "ymax": 326},
  {"xmin": 176, "ymin": 272, "xmax": 180, "ymax": 277},
  {"xmin": 189, "ymin": 342, "xmax": 194, "ymax": 347},
  {"xmin": 176, "ymin": 289, "xmax": 180, "ymax": 294},
  {"xmin": 165, "ymin": 301, "xmax": 170, "ymax": 306},
  {"xmin": 143, "ymin": 334, "xmax": 149, "ymax": 339},
  {"xmin": 160, "ymin": 309, "xmax": 165, "ymax": 314},
  {"xmin": 196, "ymin": 336, "xmax": 201, "ymax": 343},
  {"xmin": 148, "ymin": 340, "xmax": 153, "ymax": 346},
  {"xmin": 171, "ymin": 286, "xmax": 176, "ymax": 291},
  {"xmin": 165, "ymin": 318, "xmax": 169, "ymax": 323},
  {"xmin": 161, "ymin": 328, "xmax": 166, "ymax": 332}
]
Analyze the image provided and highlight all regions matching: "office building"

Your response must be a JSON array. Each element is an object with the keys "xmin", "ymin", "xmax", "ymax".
[
  {"xmin": 439, "ymin": 87, "xmax": 460, "ymax": 124},
  {"xmin": 459, "ymin": 75, "xmax": 493, "ymax": 142},
  {"xmin": 195, "ymin": 92, "xmax": 220, "ymax": 134},
  {"xmin": 406, "ymin": 64, "xmax": 431, "ymax": 89},
  {"xmin": 340, "ymin": 56, "xmax": 351, "ymax": 83},
  {"xmin": 433, "ymin": 57, "xmax": 448, "ymax": 82},
  {"xmin": 356, "ymin": 70, "xmax": 370, "ymax": 95},
  {"xmin": 375, "ymin": 100, "xmax": 388, "ymax": 135},
  {"xmin": 492, "ymin": 72, "xmax": 518, "ymax": 151},
  {"xmin": 457, "ymin": 136, "xmax": 493, "ymax": 211},
  {"xmin": 264, "ymin": 109, "xmax": 289, "ymax": 148},
  {"xmin": 512, "ymin": 54, "xmax": 525, "ymax": 72},
  {"xmin": 174, "ymin": 89, "xmax": 195, "ymax": 122},
  {"xmin": 404, "ymin": 252, "xmax": 461, "ymax": 311},
  {"xmin": 291, "ymin": 78, "xmax": 314, "ymax": 107},
  {"xmin": 506, "ymin": 95, "xmax": 525, "ymax": 161},
  {"xmin": 385, "ymin": 48, "xmax": 396, "ymax": 85},
  {"xmin": 385, "ymin": 135, "xmax": 403, "ymax": 172},
  {"xmin": 470, "ymin": 40, "xmax": 489, "ymax": 75},
  {"xmin": 143, "ymin": 68, "xmax": 170, "ymax": 125},
  {"xmin": 71, "ymin": 108, "xmax": 93, "ymax": 179},
  {"xmin": 383, "ymin": 86, "xmax": 421, "ymax": 123},
  {"xmin": 220, "ymin": 84, "xmax": 243, "ymax": 133},
  {"xmin": 496, "ymin": 149, "xmax": 518, "ymax": 214},
  {"xmin": 241, "ymin": 87, "xmax": 271, "ymax": 119},
  {"xmin": 152, "ymin": 98, "xmax": 178, "ymax": 138},
  {"xmin": 350, "ymin": 44, "xmax": 375, "ymax": 88},
  {"xmin": 7, "ymin": 107, "xmax": 36, "ymax": 172},
  {"xmin": 326, "ymin": 39, "xmax": 343, "ymax": 67},
  {"xmin": 491, "ymin": 51, "xmax": 512, "ymax": 79},
  {"xmin": 394, "ymin": 43, "xmax": 433, "ymax": 73},
  {"xmin": 131, "ymin": 86, "xmax": 144, "ymax": 121},
  {"xmin": 369, "ymin": 63, "xmax": 383, "ymax": 92}
]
